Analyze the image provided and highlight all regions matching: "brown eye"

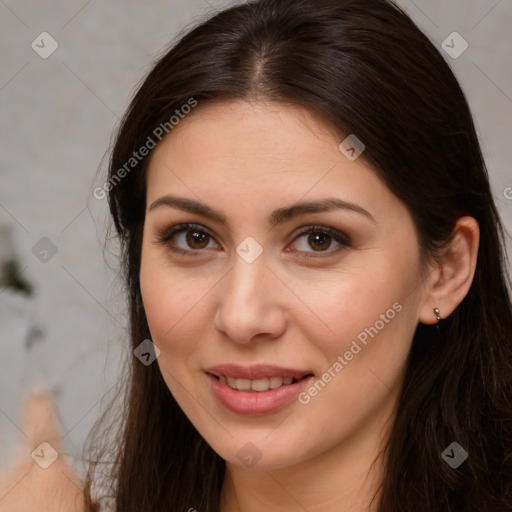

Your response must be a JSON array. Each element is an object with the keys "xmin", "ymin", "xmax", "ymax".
[
  {"xmin": 307, "ymin": 232, "xmax": 332, "ymax": 251},
  {"xmin": 185, "ymin": 230, "xmax": 210, "ymax": 249},
  {"xmin": 156, "ymin": 223, "xmax": 220, "ymax": 255},
  {"xmin": 288, "ymin": 225, "xmax": 351, "ymax": 258}
]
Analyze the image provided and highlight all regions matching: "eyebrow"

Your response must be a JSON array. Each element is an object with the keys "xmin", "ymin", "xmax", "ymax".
[{"xmin": 148, "ymin": 195, "xmax": 376, "ymax": 227}]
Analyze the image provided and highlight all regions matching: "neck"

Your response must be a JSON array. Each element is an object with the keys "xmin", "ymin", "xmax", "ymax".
[{"xmin": 220, "ymin": 398, "xmax": 396, "ymax": 512}]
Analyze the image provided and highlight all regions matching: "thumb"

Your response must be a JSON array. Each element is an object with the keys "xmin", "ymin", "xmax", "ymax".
[
  {"xmin": 0, "ymin": 390, "xmax": 87, "ymax": 512},
  {"xmin": 10, "ymin": 388, "xmax": 63, "ymax": 468}
]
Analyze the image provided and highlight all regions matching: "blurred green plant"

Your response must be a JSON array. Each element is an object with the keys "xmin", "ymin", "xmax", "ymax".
[{"xmin": 1, "ymin": 259, "xmax": 33, "ymax": 295}]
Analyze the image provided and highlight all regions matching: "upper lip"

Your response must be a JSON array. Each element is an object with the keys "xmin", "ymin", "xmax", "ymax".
[{"xmin": 205, "ymin": 364, "xmax": 314, "ymax": 380}]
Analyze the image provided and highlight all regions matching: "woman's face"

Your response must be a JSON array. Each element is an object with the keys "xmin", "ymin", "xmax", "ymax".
[{"xmin": 140, "ymin": 99, "xmax": 430, "ymax": 469}]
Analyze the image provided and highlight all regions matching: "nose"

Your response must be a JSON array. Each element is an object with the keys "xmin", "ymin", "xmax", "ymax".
[{"xmin": 214, "ymin": 253, "xmax": 287, "ymax": 345}]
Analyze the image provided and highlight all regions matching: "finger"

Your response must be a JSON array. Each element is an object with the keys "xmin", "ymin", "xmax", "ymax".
[
  {"xmin": 0, "ymin": 390, "xmax": 87, "ymax": 512},
  {"xmin": 11, "ymin": 388, "xmax": 62, "ymax": 466}
]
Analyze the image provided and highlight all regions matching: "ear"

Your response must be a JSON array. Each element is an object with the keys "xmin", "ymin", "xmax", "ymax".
[{"xmin": 418, "ymin": 216, "xmax": 480, "ymax": 325}]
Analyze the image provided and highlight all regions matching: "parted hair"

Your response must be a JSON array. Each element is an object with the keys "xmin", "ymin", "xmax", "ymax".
[{"xmin": 83, "ymin": 1, "xmax": 512, "ymax": 510}]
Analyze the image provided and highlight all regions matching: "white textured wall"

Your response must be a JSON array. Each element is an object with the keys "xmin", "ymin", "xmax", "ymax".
[{"xmin": 1, "ymin": 0, "xmax": 511, "ymax": 476}]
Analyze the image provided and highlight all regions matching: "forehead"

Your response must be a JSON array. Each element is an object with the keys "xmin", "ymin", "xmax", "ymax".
[
  {"xmin": 145, "ymin": 99, "xmax": 399, "ymax": 220},
  {"xmin": 149, "ymin": 99, "xmax": 340, "ymax": 170}
]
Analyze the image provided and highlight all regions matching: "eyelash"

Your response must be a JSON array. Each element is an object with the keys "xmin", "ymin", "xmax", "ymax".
[{"xmin": 155, "ymin": 223, "xmax": 351, "ymax": 259}]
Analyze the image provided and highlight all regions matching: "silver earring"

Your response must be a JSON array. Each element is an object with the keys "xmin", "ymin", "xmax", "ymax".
[{"xmin": 433, "ymin": 307, "xmax": 441, "ymax": 322}]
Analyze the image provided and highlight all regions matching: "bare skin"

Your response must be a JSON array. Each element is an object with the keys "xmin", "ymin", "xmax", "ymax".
[
  {"xmin": 140, "ymin": 100, "xmax": 479, "ymax": 512},
  {"xmin": 0, "ymin": 391, "xmax": 85, "ymax": 512},
  {"xmin": 0, "ymin": 100, "xmax": 479, "ymax": 511}
]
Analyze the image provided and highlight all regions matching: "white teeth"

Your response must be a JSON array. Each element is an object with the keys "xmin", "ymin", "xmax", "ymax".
[
  {"xmin": 251, "ymin": 378, "xmax": 269, "ymax": 391},
  {"xmin": 219, "ymin": 375, "xmax": 300, "ymax": 391},
  {"xmin": 269, "ymin": 376, "xmax": 283, "ymax": 389},
  {"xmin": 235, "ymin": 378, "xmax": 251, "ymax": 391}
]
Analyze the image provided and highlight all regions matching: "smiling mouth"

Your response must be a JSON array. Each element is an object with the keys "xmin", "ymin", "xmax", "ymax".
[{"xmin": 209, "ymin": 374, "xmax": 314, "ymax": 392}]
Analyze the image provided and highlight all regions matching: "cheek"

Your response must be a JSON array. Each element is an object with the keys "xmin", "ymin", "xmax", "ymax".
[
  {"xmin": 296, "ymin": 260, "xmax": 414, "ymax": 348},
  {"xmin": 292, "ymin": 252, "xmax": 421, "ymax": 400},
  {"xmin": 139, "ymin": 263, "xmax": 206, "ymax": 404},
  {"xmin": 139, "ymin": 252, "xmax": 205, "ymax": 352}
]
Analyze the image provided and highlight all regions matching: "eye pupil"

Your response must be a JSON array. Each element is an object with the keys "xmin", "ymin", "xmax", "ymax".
[
  {"xmin": 186, "ymin": 230, "xmax": 209, "ymax": 249},
  {"xmin": 308, "ymin": 232, "xmax": 331, "ymax": 251}
]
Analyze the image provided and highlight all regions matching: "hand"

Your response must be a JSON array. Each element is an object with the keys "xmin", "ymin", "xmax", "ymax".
[{"xmin": 0, "ymin": 389, "xmax": 86, "ymax": 511}]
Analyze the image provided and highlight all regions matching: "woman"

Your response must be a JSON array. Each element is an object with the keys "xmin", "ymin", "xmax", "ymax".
[{"xmin": 3, "ymin": 0, "xmax": 511, "ymax": 510}]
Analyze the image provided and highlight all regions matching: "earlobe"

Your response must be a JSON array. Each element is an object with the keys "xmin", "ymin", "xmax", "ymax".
[{"xmin": 418, "ymin": 216, "xmax": 480, "ymax": 325}]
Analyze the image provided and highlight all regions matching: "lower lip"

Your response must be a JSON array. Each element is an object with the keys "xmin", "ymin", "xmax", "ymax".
[{"xmin": 206, "ymin": 373, "xmax": 313, "ymax": 416}]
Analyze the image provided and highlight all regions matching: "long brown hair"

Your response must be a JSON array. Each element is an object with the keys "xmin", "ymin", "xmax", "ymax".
[{"xmin": 83, "ymin": 0, "xmax": 512, "ymax": 510}]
